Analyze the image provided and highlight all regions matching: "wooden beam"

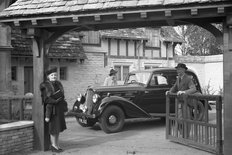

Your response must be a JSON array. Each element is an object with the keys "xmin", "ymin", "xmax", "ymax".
[
  {"xmin": 140, "ymin": 12, "xmax": 147, "ymax": 18},
  {"xmin": 217, "ymin": 7, "xmax": 224, "ymax": 14},
  {"xmin": 117, "ymin": 13, "xmax": 123, "ymax": 20},
  {"xmin": 191, "ymin": 8, "xmax": 198, "ymax": 16},
  {"xmin": 72, "ymin": 16, "xmax": 79, "ymax": 23},
  {"xmin": 165, "ymin": 10, "xmax": 172, "ymax": 17},
  {"xmin": 51, "ymin": 18, "xmax": 57, "ymax": 24},
  {"xmin": 227, "ymin": 15, "xmax": 232, "ymax": 25},
  {"xmin": 27, "ymin": 28, "xmax": 41, "ymax": 37},
  {"xmin": 166, "ymin": 19, "xmax": 175, "ymax": 26},
  {"xmin": 193, "ymin": 22, "xmax": 223, "ymax": 44},
  {"xmin": 94, "ymin": 15, "xmax": 101, "ymax": 21},
  {"xmin": 223, "ymin": 22, "xmax": 232, "ymax": 155},
  {"xmin": 14, "ymin": 20, "xmax": 20, "ymax": 26},
  {"xmin": 31, "ymin": 19, "xmax": 38, "ymax": 26}
]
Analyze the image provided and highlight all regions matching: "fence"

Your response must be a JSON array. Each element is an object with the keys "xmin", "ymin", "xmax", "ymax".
[
  {"xmin": 166, "ymin": 93, "xmax": 223, "ymax": 155},
  {"xmin": 0, "ymin": 96, "xmax": 33, "ymax": 121}
]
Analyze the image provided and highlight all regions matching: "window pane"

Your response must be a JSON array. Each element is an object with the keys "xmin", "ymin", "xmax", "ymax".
[
  {"xmin": 60, "ymin": 67, "xmax": 67, "ymax": 80},
  {"xmin": 11, "ymin": 66, "xmax": 17, "ymax": 81},
  {"xmin": 114, "ymin": 66, "xmax": 121, "ymax": 81},
  {"xmin": 123, "ymin": 66, "xmax": 129, "ymax": 80}
]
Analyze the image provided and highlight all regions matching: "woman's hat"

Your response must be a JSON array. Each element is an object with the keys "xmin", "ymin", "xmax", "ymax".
[
  {"xmin": 45, "ymin": 67, "xmax": 57, "ymax": 76},
  {"xmin": 175, "ymin": 63, "xmax": 188, "ymax": 70},
  {"xmin": 109, "ymin": 69, "xmax": 117, "ymax": 76}
]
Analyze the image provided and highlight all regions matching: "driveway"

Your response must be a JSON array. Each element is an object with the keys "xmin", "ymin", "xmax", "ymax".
[{"xmin": 27, "ymin": 116, "xmax": 214, "ymax": 155}]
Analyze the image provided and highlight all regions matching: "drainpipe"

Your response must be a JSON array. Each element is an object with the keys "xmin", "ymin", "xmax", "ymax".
[
  {"xmin": 166, "ymin": 42, "xmax": 169, "ymax": 67},
  {"xmin": 137, "ymin": 40, "xmax": 143, "ymax": 70}
]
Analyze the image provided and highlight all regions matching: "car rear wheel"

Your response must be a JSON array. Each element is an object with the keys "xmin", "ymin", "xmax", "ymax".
[
  {"xmin": 99, "ymin": 105, "xmax": 125, "ymax": 133},
  {"xmin": 76, "ymin": 117, "xmax": 96, "ymax": 127}
]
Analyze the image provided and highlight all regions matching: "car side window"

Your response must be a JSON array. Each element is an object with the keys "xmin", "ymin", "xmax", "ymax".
[{"xmin": 149, "ymin": 74, "xmax": 168, "ymax": 86}]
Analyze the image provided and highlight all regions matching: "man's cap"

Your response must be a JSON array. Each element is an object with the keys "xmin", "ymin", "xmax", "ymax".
[
  {"xmin": 175, "ymin": 63, "xmax": 188, "ymax": 70},
  {"xmin": 45, "ymin": 67, "xmax": 57, "ymax": 76}
]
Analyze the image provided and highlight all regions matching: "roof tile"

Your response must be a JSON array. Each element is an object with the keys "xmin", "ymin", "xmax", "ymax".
[
  {"xmin": 11, "ymin": 29, "xmax": 86, "ymax": 59},
  {"xmin": 26, "ymin": 4, "xmax": 38, "ymax": 9},
  {"xmin": 83, "ymin": 3, "xmax": 104, "ymax": 10},
  {"xmin": 163, "ymin": 0, "xmax": 185, "ymax": 5},
  {"xmin": 55, "ymin": 6, "xmax": 70, "ymax": 13},
  {"xmin": 51, "ymin": 1, "xmax": 67, "ymax": 7},
  {"xmin": 120, "ymin": 0, "xmax": 138, "ymax": 7},
  {"xmin": 78, "ymin": 0, "xmax": 88, "ymax": 5},
  {"xmin": 102, "ymin": 1, "xmax": 122, "ymax": 9},
  {"xmin": 99, "ymin": 0, "xmax": 107, "ymax": 2},
  {"xmin": 147, "ymin": 0, "xmax": 164, "ymax": 5},
  {"xmin": 137, "ymin": 0, "xmax": 150, "ymax": 7},
  {"xmin": 69, "ymin": 5, "xmax": 84, "ymax": 12},
  {"xmin": 36, "ymin": 7, "xmax": 58, "ymax": 14},
  {"xmin": 0, "ymin": 0, "xmax": 229, "ymax": 19},
  {"xmin": 88, "ymin": 0, "xmax": 99, "ymax": 4},
  {"xmin": 66, "ymin": 1, "xmax": 78, "ymax": 6}
]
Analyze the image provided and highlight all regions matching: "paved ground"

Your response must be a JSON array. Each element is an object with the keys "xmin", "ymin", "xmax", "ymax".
[{"xmin": 24, "ymin": 115, "xmax": 215, "ymax": 155}]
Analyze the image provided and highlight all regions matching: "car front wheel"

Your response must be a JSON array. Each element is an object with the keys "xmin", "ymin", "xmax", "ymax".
[{"xmin": 99, "ymin": 105, "xmax": 125, "ymax": 133}]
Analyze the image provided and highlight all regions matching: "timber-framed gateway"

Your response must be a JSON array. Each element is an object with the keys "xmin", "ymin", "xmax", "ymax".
[{"xmin": 0, "ymin": 0, "xmax": 231, "ymax": 154}]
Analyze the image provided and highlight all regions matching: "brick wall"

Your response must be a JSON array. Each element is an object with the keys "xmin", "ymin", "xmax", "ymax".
[
  {"xmin": 0, "ymin": 121, "xmax": 34, "ymax": 155},
  {"xmin": 57, "ymin": 52, "xmax": 109, "ymax": 108}
]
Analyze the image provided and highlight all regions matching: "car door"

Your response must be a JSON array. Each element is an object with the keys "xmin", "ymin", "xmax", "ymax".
[{"xmin": 140, "ymin": 73, "xmax": 169, "ymax": 113}]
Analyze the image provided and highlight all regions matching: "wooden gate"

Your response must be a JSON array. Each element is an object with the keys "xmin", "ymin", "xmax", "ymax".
[{"xmin": 166, "ymin": 93, "xmax": 223, "ymax": 155}]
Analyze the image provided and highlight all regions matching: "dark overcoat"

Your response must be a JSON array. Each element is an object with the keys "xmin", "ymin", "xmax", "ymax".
[{"xmin": 40, "ymin": 80, "xmax": 67, "ymax": 135}]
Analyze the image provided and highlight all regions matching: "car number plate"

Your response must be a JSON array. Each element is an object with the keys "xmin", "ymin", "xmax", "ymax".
[{"xmin": 79, "ymin": 118, "xmax": 87, "ymax": 124}]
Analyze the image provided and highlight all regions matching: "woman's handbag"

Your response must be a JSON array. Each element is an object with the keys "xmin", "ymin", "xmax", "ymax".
[{"xmin": 63, "ymin": 100, "xmax": 68, "ymax": 112}]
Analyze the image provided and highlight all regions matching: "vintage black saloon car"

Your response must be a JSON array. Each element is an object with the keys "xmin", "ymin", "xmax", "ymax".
[{"xmin": 70, "ymin": 67, "xmax": 202, "ymax": 133}]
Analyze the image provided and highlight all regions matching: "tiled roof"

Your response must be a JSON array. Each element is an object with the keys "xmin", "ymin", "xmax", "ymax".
[
  {"xmin": 11, "ymin": 29, "xmax": 86, "ymax": 59},
  {"xmin": 100, "ymin": 27, "xmax": 183, "ymax": 43},
  {"xmin": 0, "ymin": 0, "xmax": 228, "ymax": 18},
  {"xmin": 100, "ymin": 28, "xmax": 148, "ymax": 40},
  {"xmin": 11, "ymin": 29, "xmax": 32, "ymax": 57}
]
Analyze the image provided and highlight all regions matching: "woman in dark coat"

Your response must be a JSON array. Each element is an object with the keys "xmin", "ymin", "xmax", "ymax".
[{"xmin": 40, "ymin": 67, "xmax": 67, "ymax": 153}]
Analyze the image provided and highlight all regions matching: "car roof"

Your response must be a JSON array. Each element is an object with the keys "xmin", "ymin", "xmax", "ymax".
[{"xmin": 129, "ymin": 67, "xmax": 196, "ymax": 74}]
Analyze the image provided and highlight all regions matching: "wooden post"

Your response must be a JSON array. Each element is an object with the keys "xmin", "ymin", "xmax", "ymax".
[
  {"xmin": 216, "ymin": 96, "xmax": 223, "ymax": 155},
  {"xmin": 31, "ymin": 29, "xmax": 50, "ymax": 151},
  {"xmin": 20, "ymin": 98, "xmax": 24, "ymax": 120},
  {"xmin": 223, "ymin": 17, "xmax": 232, "ymax": 155},
  {"xmin": 166, "ymin": 92, "xmax": 170, "ymax": 139}
]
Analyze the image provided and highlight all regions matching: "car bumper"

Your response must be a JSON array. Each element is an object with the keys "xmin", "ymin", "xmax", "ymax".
[{"xmin": 67, "ymin": 110, "xmax": 96, "ymax": 119}]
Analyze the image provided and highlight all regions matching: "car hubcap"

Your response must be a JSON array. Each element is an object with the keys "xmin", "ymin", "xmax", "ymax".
[{"xmin": 108, "ymin": 115, "xmax": 117, "ymax": 124}]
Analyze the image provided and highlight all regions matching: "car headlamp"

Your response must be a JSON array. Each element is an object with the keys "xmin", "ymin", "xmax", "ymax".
[
  {"xmin": 77, "ymin": 94, "xmax": 82, "ymax": 102},
  {"xmin": 73, "ymin": 105, "xmax": 78, "ymax": 111},
  {"xmin": 92, "ymin": 94, "xmax": 100, "ymax": 103},
  {"xmin": 77, "ymin": 94, "xmax": 85, "ymax": 104}
]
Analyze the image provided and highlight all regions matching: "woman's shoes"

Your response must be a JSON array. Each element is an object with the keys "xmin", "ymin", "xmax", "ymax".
[{"xmin": 50, "ymin": 145, "xmax": 63, "ymax": 153}]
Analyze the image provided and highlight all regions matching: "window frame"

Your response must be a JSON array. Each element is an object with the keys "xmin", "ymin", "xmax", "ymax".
[
  {"xmin": 59, "ymin": 66, "xmax": 67, "ymax": 81},
  {"xmin": 11, "ymin": 66, "xmax": 17, "ymax": 81}
]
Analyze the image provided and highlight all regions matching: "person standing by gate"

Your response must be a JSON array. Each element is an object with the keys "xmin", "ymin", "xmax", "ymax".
[
  {"xmin": 40, "ymin": 67, "xmax": 68, "ymax": 153},
  {"xmin": 166, "ymin": 63, "xmax": 197, "ymax": 138}
]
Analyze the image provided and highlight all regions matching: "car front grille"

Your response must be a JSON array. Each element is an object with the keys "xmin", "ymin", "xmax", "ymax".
[{"xmin": 85, "ymin": 89, "xmax": 94, "ymax": 115}]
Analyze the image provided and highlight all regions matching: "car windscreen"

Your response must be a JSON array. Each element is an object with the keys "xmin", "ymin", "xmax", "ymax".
[{"xmin": 124, "ymin": 72, "xmax": 151, "ymax": 85}]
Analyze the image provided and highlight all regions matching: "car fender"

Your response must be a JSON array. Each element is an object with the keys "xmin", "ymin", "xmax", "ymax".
[{"xmin": 98, "ymin": 96, "xmax": 151, "ymax": 118}]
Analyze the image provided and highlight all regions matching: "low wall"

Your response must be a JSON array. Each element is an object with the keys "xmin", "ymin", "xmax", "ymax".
[{"xmin": 0, "ymin": 121, "xmax": 34, "ymax": 155}]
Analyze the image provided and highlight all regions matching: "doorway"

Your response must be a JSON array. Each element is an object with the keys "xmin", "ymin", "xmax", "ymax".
[{"xmin": 24, "ymin": 66, "xmax": 33, "ymax": 94}]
